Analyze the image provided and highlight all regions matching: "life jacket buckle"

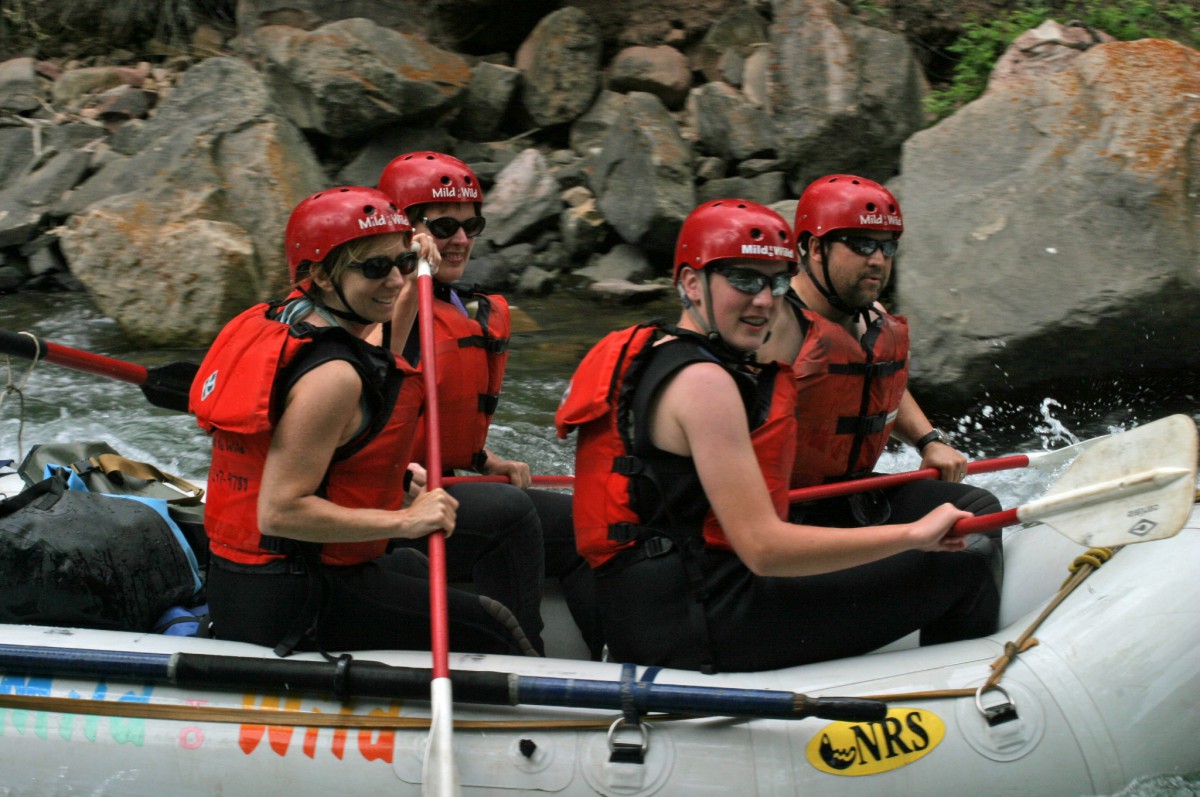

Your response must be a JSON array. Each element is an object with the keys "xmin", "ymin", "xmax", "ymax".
[{"xmin": 641, "ymin": 536, "xmax": 674, "ymax": 558}]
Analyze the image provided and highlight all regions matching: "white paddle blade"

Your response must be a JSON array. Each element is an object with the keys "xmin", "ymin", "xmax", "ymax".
[
  {"xmin": 1025, "ymin": 415, "xmax": 1198, "ymax": 547},
  {"xmin": 1024, "ymin": 432, "xmax": 1110, "ymax": 471},
  {"xmin": 422, "ymin": 677, "xmax": 461, "ymax": 796}
]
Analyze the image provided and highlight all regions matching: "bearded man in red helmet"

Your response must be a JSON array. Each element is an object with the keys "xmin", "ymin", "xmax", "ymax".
[
  {"xmin": 760, "ymin": 174, "xmax": 1003, "ymax": 590},
  {"xmin": 556, "ymin": 199, "xmax": 996, "ymax": 673},
  {"xmin": 379, "ymin": 151, "xmax": 602, "ymax": 659}
]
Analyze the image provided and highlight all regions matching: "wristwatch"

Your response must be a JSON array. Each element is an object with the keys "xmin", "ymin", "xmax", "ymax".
[{"xmin": 915, "ymin": 428, "xmax": 950, "ymax": 453}]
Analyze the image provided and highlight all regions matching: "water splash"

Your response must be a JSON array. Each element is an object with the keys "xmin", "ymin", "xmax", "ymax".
[{"xmin": 1034, "ymin": 398, "xmax": 1082, "ymax": 449}]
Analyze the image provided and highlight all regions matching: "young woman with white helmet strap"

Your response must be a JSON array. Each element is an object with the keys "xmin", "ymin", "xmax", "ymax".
[
  {"xmin": 193, "ymin": 186, "xmax": 535, "ymax": 657},
  {"xmin": 557, "ymin": 198, "xmax": 994, "ymax": 673}
]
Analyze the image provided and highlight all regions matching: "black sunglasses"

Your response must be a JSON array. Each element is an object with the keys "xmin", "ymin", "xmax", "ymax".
[
  {"xmin": 421, "ymin": 215, "xmax": 487, "ymax": 240},
  {"xmin": 350, "ymin": 252, "xmax": 419, "ymax": 279},
  {"xmin": 828, "ymin": 234, "xmax": 899, "ymax": 258},
  {"xmin": 710, "ymin": 265, "xmax": 792, "ymax": 297}
]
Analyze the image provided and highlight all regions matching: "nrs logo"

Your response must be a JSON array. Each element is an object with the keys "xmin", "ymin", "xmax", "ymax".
[
  {"xmin": 740, "ymin": 244, "xmax": 797, "ymax": 259},
  {"xmin": 806, "ymin": 707, "xmax": 945, "ymax": 776},
  {"xmin": 860, "ymin": 213, "xmax": 902, "ymax": 227},
  {"xmin": 358, "ymin": 212, "xmax": 409, "ymax": 230},
  {"xmin": 432, "ymin": 187, "xmax": 480, "ymax": 200}
]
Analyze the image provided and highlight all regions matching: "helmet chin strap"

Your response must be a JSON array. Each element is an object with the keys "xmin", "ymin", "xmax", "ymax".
[
  {"xmin": 300, "ymin": 280, "xmax": 374, "ymax": 327},
  {"xmin": 679, "ymin": 272, "xmax": 719, "ymax": 340},
  {"xmin": 806, "ymin": 238, "xmax": 867, "ymax": 319},
  {"xmin": 678, "ymin": 272, "xmax": 754, "ymax": 365}
]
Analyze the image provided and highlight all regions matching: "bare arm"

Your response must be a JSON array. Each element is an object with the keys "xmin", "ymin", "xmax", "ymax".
[
  {"xmin": 652, "ymin": 362, "xmax": 968, "ymax": 578},
  {"xmin": 891, "ymin": 389, "xmax": 967, "ymax": 481},
  {"xmin": 258, "ymin": 359, "xmax": 457, "ymax": 542}
]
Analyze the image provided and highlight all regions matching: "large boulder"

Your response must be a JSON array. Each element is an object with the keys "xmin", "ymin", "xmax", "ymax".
[
  {"xmin": 898, "ymin": 37, "xmax": 1200, "ymax": 400},
  {"xmin": 248, "ymin": 18, "xmax": 471, "ymax": 139},
  {"xmin": 586, "ymin": 92, "xmax": 696, "ymax": 256},
  {"xmin": 515, "ymin": 7, "xmax": 603, "ymax": 128},
  {"xmin": 484, "ymin": 148, "xmax": 562, "ymax": 247},
  {"xmin": 769, "ymin": 0, "xmax": 929, "ymax": 189},
  {"xmin": 56, "ymin": 57, "xmax": 327, "ymax": 345}
]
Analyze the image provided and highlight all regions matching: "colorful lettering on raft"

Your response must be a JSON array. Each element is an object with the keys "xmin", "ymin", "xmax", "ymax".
[
  {"xmin": 237, "ymin": 693, "xmax": 402, "ymax": 763},
  {"xmin": 0, "ymin": 675, "xmax": 149, "ymax": 747}
]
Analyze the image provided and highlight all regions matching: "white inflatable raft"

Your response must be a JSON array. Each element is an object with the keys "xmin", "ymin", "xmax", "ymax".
[{"xmin": 1, "ymin": 414, "xmax": 1197, "ymax": 797}]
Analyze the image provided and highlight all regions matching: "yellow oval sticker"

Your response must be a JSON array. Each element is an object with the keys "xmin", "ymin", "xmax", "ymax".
[{"xmin": 806, "ymin": 707, "xmax": 945, "ymax": 776}]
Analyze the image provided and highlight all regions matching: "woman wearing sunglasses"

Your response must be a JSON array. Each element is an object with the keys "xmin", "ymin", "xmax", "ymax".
[
  {"xmin": 556, "ymin": 199, "xmax": 990, "ymax": 673},
  {"xmin": 378, "ymin": 151, "xmax": 603, "ymax": 659},
  {"xmin": 192, "ymin": 186, "xmax": 536, "ymax": 657}
]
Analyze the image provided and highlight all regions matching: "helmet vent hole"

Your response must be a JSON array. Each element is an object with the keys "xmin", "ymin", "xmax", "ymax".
[
  {"xmin": 440, "ymin": 176, "xmax": 451, "ymax": 185},
  {"xmin": 865, "ymin": 202, "xmax": 876, "ymax": 212},
  {"xmin": 363, "ymin": 205, "xmax": 377, "ymax": 215},
  {"xmin": 749, "ymin": 227, "xmax": 763, "ymax": 240}
]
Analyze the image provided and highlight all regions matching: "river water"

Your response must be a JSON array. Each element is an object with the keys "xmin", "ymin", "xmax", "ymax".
[{"xmin": 2, "ymin": 289, "xmax": 1199, "ymax": 796}]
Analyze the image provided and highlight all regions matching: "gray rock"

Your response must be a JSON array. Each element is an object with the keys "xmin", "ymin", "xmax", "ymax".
[
  {"xmin": 516, "ymin": 264, "xmax": 557, "ymax": 295},
  {"xmin": 0, "ymin": 146, "xmax": 93, "ymax": 247},
  {"xmin": 569, "ymin": 90, "xmax": 625, "ymax": 156},
  {"xmin": 607, "ymin": 45, "xmax": 692, "ymax": 111},
  {"xmin": 690, "ymin": 81, "xmax": 776, "ymax": 161},
  {"xmin": 54, "ymin": 58, "xmax": 327, "ymax": 344},
  {"xmin": 0, "ymin": 265, "xmax": 24, "ymax": 292},
  {"xmin": 575, "ymin": 242, "xmax": 654, "ymax": 282},
  {"xmin": 336, "ymin": 128, "xmax": 457, "ymax": 187},
  {"xmin": 696, "ymin": 171, "xmax": 787, "ymax": 205},
  {"xmin": 898, "ymin": 38, "xmax": 1200, "ymax": 399},
  {"xmin": 587, "ymin": 279, "xmax": 672, "ymax": 303},
  {"xmin": 250, "ymin": 18, "xmax": 471, "ymax": 139},
  {"xmin": 515, "ymin": 7, "xmax": 602, "ymax": 128},
  {"xmin": 769, "ymin": 0, "xmax": 928, "ymax": 188},
  {"xmin": 559, "ymin": 197, "xmax": 609, "ymax": 263},
  {"xmin": 0, "ymin": 57, "xmax": 42, "ymax": 114},
  {"xmin": 485, "ymin": 148, "xmax": 562, "ymax": 247},
  {"xmin": 451, "ymin": 61, "xmax": 520, "ymax": 141},
  {"xmin": 587, "ymin": 92, "xmax": 695, "ymax": 255},
  {"xmin": 236, "ymin": 0, "xmax": 424, "ymax": 38},
  {"xmin": 692, "ymin": 6, "xmax": 770, "ymax": 82}
]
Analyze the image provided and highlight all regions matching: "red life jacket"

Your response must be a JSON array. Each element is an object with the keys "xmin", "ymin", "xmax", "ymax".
[
  {"xmin": 191, "ymin": 301, "xmax": 424, "ymax": 567},
  {"xmin": 786, "ymin": 295, "xmax": 909, "ymax": 487},
  {"xmin": 410, "ymin": 287, "xmax": 510, "ymax": 472},
  {"xmin": 556, "ymin": 324, "xmax": 797, "ymax": 568}
]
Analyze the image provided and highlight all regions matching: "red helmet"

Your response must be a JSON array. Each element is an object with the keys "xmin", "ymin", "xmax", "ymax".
[
  {"xmin": 673, "ymin": 199, "xmax": 797, "ymax": 285},
  {"xmin": 377, "ymin": 151, "xmax": 483, "ymax": 214},
  {"xmin": 285, "ymin": 187, "xmax": 411, "ymax": 282},
  {"xmin": 793, "ymin": 174, "xmax": 903, "ymax": 242}
]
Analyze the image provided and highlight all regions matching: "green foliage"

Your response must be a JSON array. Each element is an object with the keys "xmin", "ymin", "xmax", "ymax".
[{"xmin": 925, "ymin": 0, "xmax": 1200, "ymax": 122}]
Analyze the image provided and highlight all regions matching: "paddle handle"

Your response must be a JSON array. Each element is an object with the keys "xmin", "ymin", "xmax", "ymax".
[
  {"xmin": 443, "ymin": 474, "xmax": 575, "ymax": 488},
  {"xmin": 0, "ymin": 328, "xmax": 149, "ymax": 385},
  {"xmin": 416, "ymin": 262, "xmax": 451, "ymax": 681},
  {"xmin": 950, "ymin": 508, "xmax": 1020, "ymax": 537},
  {"xmin": 787, "ymin": 455, "xmax": 1033, "ymax": 503}
]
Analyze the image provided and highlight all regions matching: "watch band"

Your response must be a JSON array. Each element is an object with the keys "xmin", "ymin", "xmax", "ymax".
[{"xmin": 915, "ymin": 429, "xmax": 949, "ymax": 453}]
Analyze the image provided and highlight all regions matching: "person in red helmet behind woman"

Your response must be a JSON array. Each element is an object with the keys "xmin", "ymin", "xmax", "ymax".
[
  {"xmin": 759, "ymin": 174, "xmax": 1002, "ymax": 592},
  {"xmin": 556, "ymin": 199, "xmax": 996, "ymax": 673},
  {"xmin": 193, "ymin": 186, "xmax": 534, "ymax": 657},
  {"xmin": 379, "ymin": 151, "xmax": 602, "ymax": 658}
]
